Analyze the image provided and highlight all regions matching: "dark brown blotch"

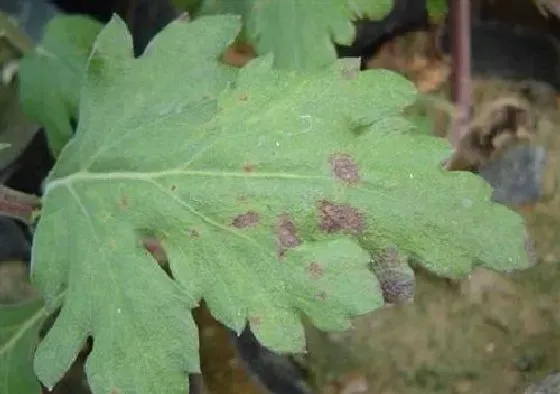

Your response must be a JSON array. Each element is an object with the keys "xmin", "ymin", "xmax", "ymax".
[
  {"xmin": 243, "ymin": 163, "xmax": 255, "ymax": 173},
  {"xmin": 307, "ymin": 261, "xmax": 324, "ymax": 279},
  {"xmin": 371, "ymin": 247, "xmax": 414, "ymax": 304},
  {"xmin": 190, "ymin": 229, "xmax": 200, "ymax": 239},
  {"xmin": 317, "ymin": 200, "xmax": 365, "ymax": 234},
  {"xmin": 232, "ymin": 211, "xmax": 260, "ymax": 229},
  {"xmin": 329, "ymin": 154, "xmax": 360, "ymax": 184},
  {"xmin": 275, "ymin": 213, "xmax": 301, "ymax": 258},
  {"xmin": 170, "ymin": 184, "xmax": 177, "ymax": 191}
]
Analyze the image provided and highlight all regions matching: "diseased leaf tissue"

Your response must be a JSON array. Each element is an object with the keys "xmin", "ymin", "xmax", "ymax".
[{"xmin": 30, "ymin": 14, "xmax": 527, "ymax": 394}]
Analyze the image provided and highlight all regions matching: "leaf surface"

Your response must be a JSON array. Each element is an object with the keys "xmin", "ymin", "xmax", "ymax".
[
  {"xmin": 200, "ymin": 0, "xmax": 393, "ymax": 70},
  {"xmin": 32, "ymin": 14, "xmax": 239, "ymax": 394},
  {"xmin": 18, "ymin": 15, "xmax": 103, "ymax": 156},
  {"xmin": 0, "ymin": 297, "xmax": 46, "ymax": 394},
  {"xmin": 32, "ymin": 13, "xmax": 527, "ymax": 394}
]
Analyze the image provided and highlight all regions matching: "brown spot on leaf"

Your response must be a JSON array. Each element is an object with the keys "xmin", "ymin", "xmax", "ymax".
[
  {"xmin": 329, "ymin": 154, "xmax": 360, "ymax": 184},
  {"xmin": 243, "ymin": 163, "xmax": 255, "ymax": 173},
  {"xmin": 317, "ymin": 201, "xmax": 365, "ymax": 234},
  {"xmin": 275, "ymin": 214, "xmax": 301, "ymax": 257},
  {"xmin": 372, "ymin": 247, "xmax": 414, "ymax": 304},
  {"xmin": 119, "ymin": 194, "xmax": 129, "ymax": 208},
  {"xmin": 239, "ymin": 94, "xmax": 248, "ymax": 101},
  {"xmin": 307, "ymin": 261, "xmax": 324, "ymax": 279},
  {"xmin": 170, "ymin": 184, "xmax": 177, "ymax": 191},
  {"xmin": 232, "ymin": 211, "xmax": 260, "ymax": 229},
  {"xmin": 190, "ymin": 229, "xmax": 200, "ymax": 239}
]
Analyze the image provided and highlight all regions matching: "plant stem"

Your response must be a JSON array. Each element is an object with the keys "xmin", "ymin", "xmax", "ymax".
[
  {"xmin": 450, "ymin": 0, "xmax": 472, "ymax": 147},
  {"xmin": 0, "ymin": 184, "xmax": 40, "ymax": 224}
]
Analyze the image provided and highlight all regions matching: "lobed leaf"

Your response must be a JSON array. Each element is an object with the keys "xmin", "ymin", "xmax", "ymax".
[
  {"xmin": 199, "ymin": 0, "xmax": 393, "ymax": 71},
  {"xmin": 32, "ymin": 14, "xmax": 240, "ymax": 394},
  {"xmin": 31, "ymin": 12, "xmax": 527, "ymax": 394},
  {"xmin": 18, "ymin": 15, "xmax": 103, "ymax": 157}
]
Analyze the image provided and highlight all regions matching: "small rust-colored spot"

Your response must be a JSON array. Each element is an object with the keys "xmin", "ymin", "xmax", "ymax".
[
  {"xmin": 316, "ymin": 291, "xmax": 327, "ymax": 301},
  {"xmin": 190, "ymin": 229, "xmax": 200, "ymax": 239},
  {"xmin": 243, "ymin": 163, "xmax": 255, "ymax": 172},
  {"xmin": 307, "ymin": 261, "xmax": 324, "ymax": 279},
  {"xmin": 170, "ymin": 184, "xmax": 177, "ymax": 191},
  {"xmin": 317, "ymin": 200, "xmax": 365, "ymax": 234},
  {"xmin": 275, "ymin": 213, "xmax": 301, "ymax": 258},
  {"xmin": 232, "ymin": 211, "xmax": 260, "ymax": 229},
  {"xmin": 239, "ymin": 94, "xmax": 248, "ymax": 101},
  {"xmin": 329, "ymin": 154, "xmax": 360, "ymax": 184},
  {"xmin": 143, "ymin": 237, "xmax": 168, "ymax": 265},
  {"xmin": 248, "ymin": 315, "xmax": 262, "ymax": 326},
  {"xmin": 119, "ymin": 194, "xmax": 129, "ymax": 208}
]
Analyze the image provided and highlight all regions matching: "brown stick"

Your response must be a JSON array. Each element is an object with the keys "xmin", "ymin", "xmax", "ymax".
[
  {"xmin": 449, "ymin": 0, "xmax": 472, "ymax": 147},
  {"xmin": 0, "ymin": 184, "xmax": 40, "ymax": 224}
]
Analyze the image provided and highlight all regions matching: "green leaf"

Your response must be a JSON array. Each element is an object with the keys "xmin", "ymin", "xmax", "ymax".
[
  {"xmin": 0, "ymin": 144, "xmax": 10, "ymax": 151},
  {"xmin": 427, "ymin": 0, "xmax": 448, "ymax": 21},
  {"xmin": 199, "ymin": 0, "xmax": 393, "ymax": 71},
  {"xmin": 0, "ymin": 297, "xmax": 46, "ymax": 394},
  {"xmin": 198, "ymin": 0, "xmax": 248, "ymax": 16},
  {"xmin": 31, "ymin": 14, "xmax": 526, "ymax": 394},
  {"xmin": 31, "ymin": 14, "xmax": 240, "ymax": 394},
  {"xmin": 18, "ymin": 15, "xmax": 103, "ymax": 157}
]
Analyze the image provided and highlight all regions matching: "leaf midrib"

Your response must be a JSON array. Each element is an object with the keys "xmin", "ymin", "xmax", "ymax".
[{"xmin": 44, "ymin": 170, "xmax": 330, "ymax": 194}]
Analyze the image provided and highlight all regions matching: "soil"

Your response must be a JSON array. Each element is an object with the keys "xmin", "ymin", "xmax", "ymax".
[{"xmin": 306, "ymin": 265, "xmax": 560, "ymax": 394}]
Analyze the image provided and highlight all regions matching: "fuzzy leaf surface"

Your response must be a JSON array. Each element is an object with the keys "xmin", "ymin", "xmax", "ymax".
[
  {"xmin": 18, "ymin": 15, "xmax": 103, "ymax": 156},
  {"xmin": 31, "ymin": 14, "xmax": 240, "ymax": 394},
  {"xmin": 200, "ymin": 0, "xmax": 393, "ymax": 70},
  {"xmin": 33, "ymin": 14, "xmax": 526, "ymax": 394},
  {"xmin": 0, "ymin": 297, "xmax": 46, "ymax": 394}
]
